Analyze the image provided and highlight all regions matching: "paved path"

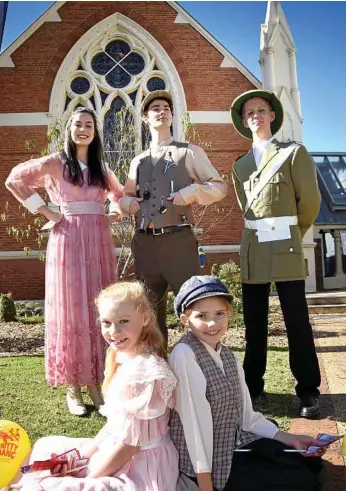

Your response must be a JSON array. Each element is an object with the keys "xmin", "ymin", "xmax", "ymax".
[{"xmin": 289, "ymin": 314, "xmax": 346, "ymax": 490}]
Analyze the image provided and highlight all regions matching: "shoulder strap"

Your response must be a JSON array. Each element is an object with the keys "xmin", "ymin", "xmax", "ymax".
[{"xmin": 244, "ymin": 143, "xmax": 298, "ymax": 216}]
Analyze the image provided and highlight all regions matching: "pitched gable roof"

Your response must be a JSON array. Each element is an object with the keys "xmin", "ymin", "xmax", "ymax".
[{"xmin": 0, "ymin": 0, "xmax": 260, "ymax": 87}]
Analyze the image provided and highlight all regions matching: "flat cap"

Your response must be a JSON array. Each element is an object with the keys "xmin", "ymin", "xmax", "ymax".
[
  {"xmin": 140, "ymin": 90, "xmax": 173, "ymax": 116},
  {"xmin": 174, "ymin": 275, "xmax": 233, "ymax": 317}
]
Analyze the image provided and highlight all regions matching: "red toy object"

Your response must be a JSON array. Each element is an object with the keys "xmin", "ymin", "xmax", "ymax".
[{"xmin": 21, "ymin": 449, "xmax": 81, "ymax": 474}]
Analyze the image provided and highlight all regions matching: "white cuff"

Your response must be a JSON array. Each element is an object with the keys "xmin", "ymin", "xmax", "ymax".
[
  {"xmin": 23, "ymin": 193, "xmax": 46, "ymax": 214},
  {"xmin": 109, "ymin": 201, "xmax": 120, "ymax": 214}
]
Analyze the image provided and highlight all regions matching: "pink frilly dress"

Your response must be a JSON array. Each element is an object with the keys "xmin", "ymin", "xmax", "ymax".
[
  {"xmin": 16, "ymin": 353, "xmax": 179, "ymax": 491},
  {"xmin": 5, "ymin": 153, "xmax": 124, "ymax": 385}
]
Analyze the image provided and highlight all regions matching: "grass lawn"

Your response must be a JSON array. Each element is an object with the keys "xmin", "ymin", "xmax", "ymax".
[
  {"xmin": 0, "ymin": 356, "xmax": 104, "ymax": 443},
  {"xmin": 0, "ymin": 348, "xmax": 294, "ymax": 445}
]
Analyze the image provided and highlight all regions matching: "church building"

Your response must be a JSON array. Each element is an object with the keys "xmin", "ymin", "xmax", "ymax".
[{"xmin": 0, "ymin": 1, "xmax": 345, "ymax": 298}]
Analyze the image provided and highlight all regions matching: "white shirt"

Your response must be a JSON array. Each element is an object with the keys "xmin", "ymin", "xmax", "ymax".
[
  {"xmin": 168, "ymin": 341, "xmax": 278, "ymax": 474},
  {"xmin": 252, "ymin": 136, "xmax": 275, "ymax": 168},
  {"xmin": 120, "ymin": 136, "xmax": 228, "ymax": 214}
]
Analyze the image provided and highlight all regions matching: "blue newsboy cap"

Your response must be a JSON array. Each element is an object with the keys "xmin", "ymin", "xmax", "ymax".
[{"xmin": 174, "ymin": 275, "xmax": 233, "ymax": 317}]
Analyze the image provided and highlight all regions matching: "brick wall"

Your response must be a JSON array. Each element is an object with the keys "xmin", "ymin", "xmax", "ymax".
[{"xmin": 0, "ymin": 1, "xmax": 252, "ymax": 298}]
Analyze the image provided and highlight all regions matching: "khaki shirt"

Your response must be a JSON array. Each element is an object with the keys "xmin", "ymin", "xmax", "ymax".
[
  {"xmin": 120, "ymin": 136, "xmax": 228, "ymax": 215},
  {"xmin": 232, "ymin": 140, "xmax": 321, "ymax": 283}
]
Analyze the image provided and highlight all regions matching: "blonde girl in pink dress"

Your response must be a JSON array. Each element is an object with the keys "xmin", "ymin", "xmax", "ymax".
[
  {"xmin": 10, "ymin": 281, "xmax": 179, "ymax": 491},
  {"xmin": 5, "ymin": 108, "xmax": 124, "ymax": 416}
]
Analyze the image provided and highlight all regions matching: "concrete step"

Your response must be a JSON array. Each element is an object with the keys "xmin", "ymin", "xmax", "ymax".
[
  {"xmin": 308, "ymin": 303, "xmax": 346, "ymax": 314},
  {"xmin": 306, "ymin": 292, "xmax": 346, "ymax": 306}
]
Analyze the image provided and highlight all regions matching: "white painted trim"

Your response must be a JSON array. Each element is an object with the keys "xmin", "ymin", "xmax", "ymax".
[
  {"xmin": 220, "ymin": 57, "xmax": 236, "ymax": 68},
  {"xmin": 0, "ymin": 245, "xmax": 240, "ymax": 260},
  {"xmin": 0, "ymin": 251, "xmax": 44, "ymax": 260},
  {"xmin": 167, "ymin": 1, "xmax": 261, "ymax": 87},
  {"xmin": 174, "ymin": 13, "xmax": 189, "ymax": 24},
  {"xmin": 0, "ymin": 2, "xmax": 63, "ymax": 68},
  {"xmin": 188, "ymin": 111, "xmax": 231, "ymax": 124},
  {"xmin": 0, "ymin": 111, "xmax": 233, "ymax": 127},
  {"xmin": 203, "ymin": 245, "xmax": 240, "ymax": 253},
  {"xmin": 0, "ymin": 113, "xmax": 52, "ymax": 126},
  {"xmin": 0, "ymin": 53, "xmax": 15, "ymax": 68}
]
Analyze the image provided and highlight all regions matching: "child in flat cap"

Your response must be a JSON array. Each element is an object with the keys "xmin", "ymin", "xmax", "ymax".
[
  {"xmin": 169, "ymin": 276, "xmax": 323, "ymax": 491},
  {"xmin": 231, "ymin": 89, "xmax": 321, "ymax": 419}
]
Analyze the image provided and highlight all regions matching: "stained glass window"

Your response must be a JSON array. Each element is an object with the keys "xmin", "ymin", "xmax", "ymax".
[
  {"xmin": 62, "ymin": 34, "xmax": 172, "ymax": 168},
  {"xmin": 91, "ymin": 40, "xmax": 145, "ymax": 89},
  {"xmin": 71, "ymin": 77, "xmax": 90, "ymax": 94},
  {"xmin": 105, "ymin": 66, "xmax": 131, "ymax": 89},
  {"xmin": 91, "ymin": 52, "xmax": 114, "ymax": 76},
  {"xmin": 105, "ymin": 40, "xmax": 131, "ymax": 62},
  {"xmin": 147, "ymin": 77, "xmax": 166, "ymax": 92}
]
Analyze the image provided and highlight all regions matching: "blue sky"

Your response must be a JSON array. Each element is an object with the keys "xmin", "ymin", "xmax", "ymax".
[{"xmin": 2, "ymin": 1, "xmax": 345, "ymax": 151}]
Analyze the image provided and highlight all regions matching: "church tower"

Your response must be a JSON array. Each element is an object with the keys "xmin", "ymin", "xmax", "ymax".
[
  {"xmin": 260, "ymin": 1, "xmax": 302, "ymax": 143},
  {"xmin": 260, "ymin": 1, "xmax": 317, "ymax": 292}
]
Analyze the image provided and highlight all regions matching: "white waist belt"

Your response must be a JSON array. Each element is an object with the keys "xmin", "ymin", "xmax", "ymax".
[
  {"xmin": 245, "ymin": 215, "xmax": 298, "ymax": 231},
  {"xmin": 61, "ymin": 201, "xmax": 105, "ymax": 216},
  {"xmin": 140, "ymin": 432, "xmax": 172, "ymax": 450}
]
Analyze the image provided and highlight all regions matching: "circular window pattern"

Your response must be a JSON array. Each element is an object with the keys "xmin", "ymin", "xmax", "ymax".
[
  {"xmin": 147, "ymin": 77, "xmax": 166, "ymax": 92},
  {"xmin": 91, "ymin": 40, "xmax": 145, "ymax": 89},
  {"xmin": 71, "ymin": 77, "xmax": 90, "ymax": 94}
]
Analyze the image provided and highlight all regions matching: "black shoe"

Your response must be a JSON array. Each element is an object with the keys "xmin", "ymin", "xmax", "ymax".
[{"xmin": 299, "ymin": 395, "xmax": 320, "ymax": 419}]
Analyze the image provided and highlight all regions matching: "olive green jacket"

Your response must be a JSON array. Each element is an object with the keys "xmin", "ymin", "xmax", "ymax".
[{"xmin": 232, "ymin": 140, "xmax": 321, "ymax": 283}]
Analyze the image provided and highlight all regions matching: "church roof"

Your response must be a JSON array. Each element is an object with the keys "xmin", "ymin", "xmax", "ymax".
[
  {"xmin": 0, "ymin": 1, "xmax": 260, "ymax": 87},
  {"xmin": 311, "ymin": 153, "xmax": 346, "ymax": 226}
]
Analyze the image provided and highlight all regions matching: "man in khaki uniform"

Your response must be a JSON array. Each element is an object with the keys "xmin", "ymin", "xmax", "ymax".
[
  {"xmin": 231, "ymin": 89, "xmax": 321, "ymax": 418},
  {"xmin": 120, "ymin": 90, "xmax": 228, "ymax": 341}
]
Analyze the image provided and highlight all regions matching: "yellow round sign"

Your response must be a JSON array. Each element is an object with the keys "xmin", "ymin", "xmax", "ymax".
[
  {"xmin": 0, "ymin": 420, "xmax": 31, "ymax": 488},
  {"xmin": 341, "ymin": 435, "xmax": 346, "ymax": 456}
]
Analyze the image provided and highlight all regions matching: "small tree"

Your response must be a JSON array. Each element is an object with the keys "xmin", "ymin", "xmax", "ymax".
[{"xmin": 211, "ymin": 261, "xmax": 244, "ymax": 329}]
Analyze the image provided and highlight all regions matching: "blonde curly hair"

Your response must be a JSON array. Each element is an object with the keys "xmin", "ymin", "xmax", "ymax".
[{"xmin": 95, "ymin": 281, "xmax": 166, "ymax": 395}]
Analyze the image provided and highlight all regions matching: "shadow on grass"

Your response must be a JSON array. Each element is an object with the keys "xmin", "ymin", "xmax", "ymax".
[
  {"xmin": 232, "ymin": 346, "xmax": 289, "ymax": 352},
  {"xmin": 252, "ymin": 393, "xmax": 297, "ymax": 420}
]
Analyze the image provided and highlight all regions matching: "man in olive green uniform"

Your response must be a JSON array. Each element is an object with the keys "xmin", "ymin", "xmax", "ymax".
[
  {"xmin": 120, "ymin": 91, "xmax": 228, "ymax": 341},
  {"xmin": 231, "ymin": 89, "xmax": 321, "ymax": 418}
]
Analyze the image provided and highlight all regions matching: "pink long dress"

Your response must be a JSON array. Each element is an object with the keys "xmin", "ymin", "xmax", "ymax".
[
  {"xmin": 6, "ymin": 153, "xmax": 124, "ymax": 386},
  {"xmin": 16, "ymin": 353, "xmax": 179, "ymax": 491}
]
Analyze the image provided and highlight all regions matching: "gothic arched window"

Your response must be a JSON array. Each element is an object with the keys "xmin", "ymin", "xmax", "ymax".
[{"xmin": 61, "ymin": 32, "xmax": 171, "ymax": 179}]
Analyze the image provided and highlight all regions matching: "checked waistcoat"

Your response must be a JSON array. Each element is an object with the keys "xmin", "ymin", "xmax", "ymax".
[{"xmin": 170, "ymin": 331, "xmax": 259, "ymax": 490}]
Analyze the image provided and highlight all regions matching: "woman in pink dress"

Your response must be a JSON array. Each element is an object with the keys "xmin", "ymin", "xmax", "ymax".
[
  {"xmin": 5, "ymin": 108, "xmax": 124, "ymax": 416},
  {"xmin": 10, "ymin": 281, "xmax": 179, "ymax": 491}
]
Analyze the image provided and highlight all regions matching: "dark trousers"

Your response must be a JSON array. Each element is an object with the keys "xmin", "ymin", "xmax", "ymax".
[
  {"xmin": 131, "ymin": 227, "xmax": 200, "ymax": 341},
  {"xmin": 242, "ymin": 280, "xmax": 321, "ymax": 399},
  {"xmin": 187, "ymin": 438, "xmax": 321, "ymax": 491}
]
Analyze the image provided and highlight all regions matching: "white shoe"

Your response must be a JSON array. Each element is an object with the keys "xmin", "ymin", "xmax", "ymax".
[
  {"xmin": 66, "ymin": 386, "xmax": 87, "ymax": 416},
  {"xmin": 87, "ymin": 384, "xmax": 104, "ymax": 410}
]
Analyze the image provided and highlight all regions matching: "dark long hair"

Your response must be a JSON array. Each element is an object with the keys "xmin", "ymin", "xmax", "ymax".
[{"xmin": 62, "ymin": 107, "xmax": 110, "ymax": 190}]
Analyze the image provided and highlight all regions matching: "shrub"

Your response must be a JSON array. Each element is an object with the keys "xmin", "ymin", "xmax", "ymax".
[
  {"xmin": 15, "ymin": 300, "xmax": 44, "ymax": 318},
  {"xmin": 211, "ymin": 261, "xmax": 244, "ymax": 329},
  {"xmin": 166, "ymin": 291, "xmax": 181, "ymax": 330},
  {"xmin": 0, "ymin": 292, "xmax": 17, "ymax": 322}
]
